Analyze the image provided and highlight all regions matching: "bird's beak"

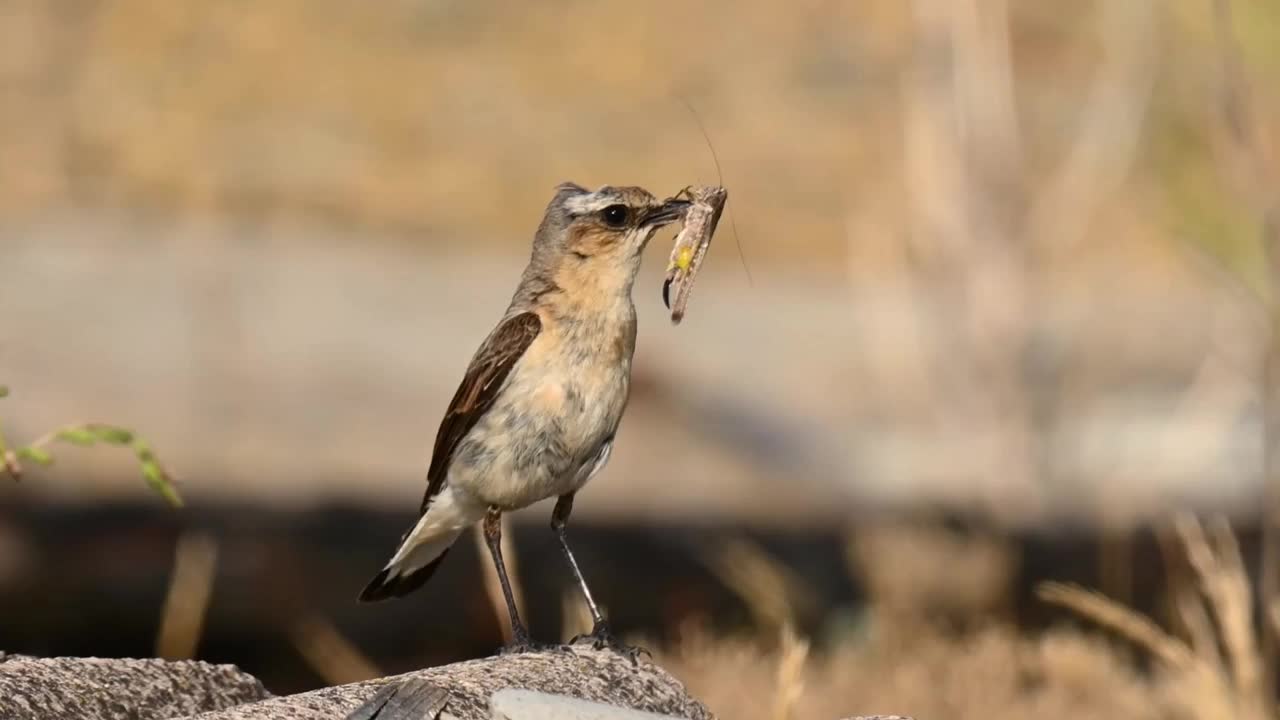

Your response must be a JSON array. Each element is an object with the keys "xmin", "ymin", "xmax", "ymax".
[{"xmin": 641, "ymin": 199, "xmax": 692, "ymax": 228}]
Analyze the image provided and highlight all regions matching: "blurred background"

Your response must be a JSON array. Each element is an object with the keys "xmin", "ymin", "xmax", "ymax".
[{"xmin": 5, "ymin": 0, "xmax": 1280, "ymax": 717}]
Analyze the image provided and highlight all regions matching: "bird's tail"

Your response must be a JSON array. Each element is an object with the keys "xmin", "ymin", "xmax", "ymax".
[{"xmin": 358, "ymin": 530, "xmax": 461, "ymax": 603}]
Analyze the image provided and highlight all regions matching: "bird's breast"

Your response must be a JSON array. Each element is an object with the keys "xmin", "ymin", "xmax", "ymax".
[
  {"xmin": 449, "ymin": 304, "xmax": 636, "ymax": 509},
  {"xmin": 531, "ymin": 340, "xmax": 630, "ymax": 450}
]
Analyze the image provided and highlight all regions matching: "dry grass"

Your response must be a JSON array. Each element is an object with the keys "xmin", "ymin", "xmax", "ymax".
[
  {"xmin": 1036, "ymin": 514, "xmax": 1274, "ymax": 720},
  {"xmin": 131, "ymin": 505, "xmax": 1280, "ymax": 719},
  {"xmin": 154, "ymin": 531, "xmax": 218, "ymax": 660},
  {"xmin": 701, "ymin": 537, "xmax": 814, "ymax": 638},
  {"xmin": 654, "ymin": 514, "xmax": 1280, "ymax": 720},
  {"xmin": 560, "ymin": 587, "xmax": 594, "ymax": 645},
  {"xmin": 289, "ymin": 614, "xmax": 383, "ymax": 686},
  {"xmin": 771, "ymin": 623, "xmax": 809, "ymax": 720},
  {"xmin": 661, "ymin": 620, "xmax": 1162, "ymax": 720}
]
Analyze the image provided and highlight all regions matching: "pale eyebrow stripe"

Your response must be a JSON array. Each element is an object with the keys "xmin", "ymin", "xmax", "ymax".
[{"xmin": 561, "ymin": 192, "xmax": 623, "ymax": 215}]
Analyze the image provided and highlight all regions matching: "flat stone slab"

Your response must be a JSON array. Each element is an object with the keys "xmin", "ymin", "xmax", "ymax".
[
  {"xmin": 0, "ymin": 656, "xmax": 269, "ymax": 720},
  {"xmin": 0, "ymin": 648, "xmax": 914, "ymax": 720},
  {"xmin": 189, "ymin": 646, "xmax": 712, "ymax": 720},
  {"xmin": 488, "ymin": 688, "xmax": 688, "ymax": 719}
]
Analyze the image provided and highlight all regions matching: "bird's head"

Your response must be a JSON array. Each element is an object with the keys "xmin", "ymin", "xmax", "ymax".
[{"xmin": 529, "ymin": 183, "xmax": 689, "ymax": 296}]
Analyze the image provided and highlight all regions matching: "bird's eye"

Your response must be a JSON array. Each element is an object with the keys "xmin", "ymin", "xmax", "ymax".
[{"xmin": 601, "ymin": 204, "xmax": 630, "ymax": 228}]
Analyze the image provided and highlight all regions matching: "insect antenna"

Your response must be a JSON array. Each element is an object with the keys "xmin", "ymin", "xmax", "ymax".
[{"xmin": 677, "ymin": 97, "xmax": 754, "ymax": 286}]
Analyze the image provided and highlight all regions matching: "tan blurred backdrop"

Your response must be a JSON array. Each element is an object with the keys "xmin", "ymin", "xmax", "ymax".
[
  {"xmin": 4, "ymin": 0, "xmax": 1280, "ymax": 527},
  {"xmin": 12, "ymin": 1, "xmax": 1280, "ymax": 715}
]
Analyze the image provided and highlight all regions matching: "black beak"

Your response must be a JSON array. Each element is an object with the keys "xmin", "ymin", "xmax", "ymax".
[{"xmin": 642, "ymin": 199, "xmax": 691, "ymax": 227}]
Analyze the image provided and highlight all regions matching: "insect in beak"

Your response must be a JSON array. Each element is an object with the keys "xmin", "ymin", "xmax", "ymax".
[{"xmin": 661, "ymin": 186, "xmax": 727, "ymax": 322}]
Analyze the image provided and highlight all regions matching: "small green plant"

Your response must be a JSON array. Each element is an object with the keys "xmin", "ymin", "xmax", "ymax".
[{"xmin": 0, "ymin": 385, "xmax": 182, "ymax": 507}]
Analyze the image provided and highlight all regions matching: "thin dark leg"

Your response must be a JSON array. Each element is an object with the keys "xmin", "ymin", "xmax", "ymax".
[
  {"xmin": 551, "ymin": 494, "xmax": 606, "ymax": 630},
  {"xmin": 482, "ymin": 506, "xmax": 531, "ymax": 649},
  {"xmin": 552, "ymin": 494, "xmax": 647, "ymax": 661}
]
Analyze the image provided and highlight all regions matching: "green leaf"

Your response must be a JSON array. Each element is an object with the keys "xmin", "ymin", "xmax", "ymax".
[
  {"xmin": 56, "ymin": 428, "xmax": 98, "ymax": 446},
  {"xmin": 140, "ymin": 460, "xmax": 161, "ymax": 484},
  {"xmin": 91, "ymin": 426, "xmax": 134, "ymax": 445},
  {"xmin": 0, "ymin": 386, "xmax": 9, "ymax": 398},
  {"xmin": 16, "ymin": 447, "xmax": 53, "ymax": 466},
  {"xmin": 140, "ymin": 460, "xmax": 183, "ymax": 508}
]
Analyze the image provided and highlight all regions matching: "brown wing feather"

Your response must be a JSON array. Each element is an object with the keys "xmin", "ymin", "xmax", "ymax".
[{"xmin": 419, "ymin": 311, "xmax": 541, "ymax": 514}]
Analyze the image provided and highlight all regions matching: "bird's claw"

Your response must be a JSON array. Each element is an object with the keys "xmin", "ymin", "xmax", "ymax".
[
  {"xmin": 498, "ymin": 642, "xmax": 534, "ymax": 656},
  {"xmin": 497, "ymin": 630, "xmax": 558, "ymax": 656},
  {"xmin": 568, "ymin": 622, "xmax": 650, "ymax": 664}
]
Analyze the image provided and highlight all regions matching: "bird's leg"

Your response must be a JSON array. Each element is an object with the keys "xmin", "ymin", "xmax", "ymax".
[
  {"xmin": 482, "ymin": 506, "xmax": 532, "ymax": 652},
  {"xmin": 551, "ymin": 494, "xmax": 606, "ymax": 631},
  {"xmin": 552, "ymin": 494, "xmax": 649, "ymax": 661}
]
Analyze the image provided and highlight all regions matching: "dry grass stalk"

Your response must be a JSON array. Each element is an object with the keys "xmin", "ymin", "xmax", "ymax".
[
  {"xmin": 1025, "ymin": 0, "xmax": 1156, "ymax": 255},
  {"xmin": 289, "ymin": 614, "xmax": 383, "ymax": 686},
  {"xmin": 560, "ymin": 587, "xmax": 593, "ymax": 644},
  {"xmin": 1037, "ymin": 581, "xmax": 1195, "ymax": 671},
  {"xmin": 1175, "ymin": 513, "xmax": 1264, "ymax": 717},
  {"xmin": 1037, "ymin": 580, "xmax": 1237, "ymax": 720},
  {"xmin": 1042, "ymin": 515, "xmax": 1278, "ymax": 720},
  {"xmin": 703, "ymin": 537, "xmax": 799, "ymax": 635},
  {"xmin": 771, "ymin": 622, "xmax": 809, "ymax": 720},
  {"xmin": 1099, "ymin": 529, "xmax": 1135, "ymax": 610},
  {"xmin": 662, "ymin": 615, "xmax": 1161, "ymax": 720},
  {"xmin": 154, "ymin": 531, "xmax": 218, "ymax": 660},
  {"xmin": 1173, "ymin": 578, "xmax": 1226, "ymax": 676},
  {"xmin": 1207, "ymin": 0, "xmax": 1280, "ymax": 702},
  {"xmin": 664, "ymin": 510, "xmax": 1204, "ymax": 720},
  {"xmin": 1268, "ymin": 601, "xmax": 1280, "ymax": 644},
  {"xmin": 472, "ymin": 515, "xmax": 524, "ymax": 644}
]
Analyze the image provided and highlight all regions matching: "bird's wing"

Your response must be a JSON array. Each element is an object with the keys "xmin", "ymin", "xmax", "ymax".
[{"xmin": 420, "ymin": 311, "xmax": 542, "ymax": 514}]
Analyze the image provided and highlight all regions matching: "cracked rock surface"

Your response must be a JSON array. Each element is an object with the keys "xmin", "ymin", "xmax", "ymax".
[
  {"xmin": 0, "ymin": 648, "xmax": 714, "ymax": 720},
  {"xmin": 0, "ymin": 656, "xmax": 269, "ymax": 720},
  {"xmin": 190, "ymin": 647, "xmax": 712, "ymax": 720}
]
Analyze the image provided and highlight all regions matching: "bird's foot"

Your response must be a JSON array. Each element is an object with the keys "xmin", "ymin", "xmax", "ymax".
[
  {"xmin": 497, "ymin": 640, "xmax": 537, "ymax": 656},
  {"xmin": 497, "ymin": 628, "xmax": 556, "ymax": 656},
  {"xmin": 569, "ymin": 621, "xmax": 651, "ymax": 664}
]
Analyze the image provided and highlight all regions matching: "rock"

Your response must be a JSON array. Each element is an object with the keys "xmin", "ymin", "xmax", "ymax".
[
  {"xmin": 0, "ymin": 649, "xmax": 918, "ymax": 720},
  {"xmin": 188, "ymin": 646, "xmax": 713, "ymax": 720},
  {"xmin": 343, "ymin": 677, "xmax": 453, "ymax": 720},
  {"xmin": 0, "ymin": 656, "xmax": 270, "ymax": 720},
  {"xmin": 488, "ymin": 688, "xmax": 688, "ymax": 719}
]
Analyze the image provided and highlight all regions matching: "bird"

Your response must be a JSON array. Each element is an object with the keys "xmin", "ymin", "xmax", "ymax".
[{"xmin": 358, "ymin": 182, "xmax": 689, "ymax": 652}]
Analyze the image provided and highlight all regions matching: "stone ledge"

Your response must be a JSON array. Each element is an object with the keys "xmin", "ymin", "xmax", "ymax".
[
  {"xmin": 487, "ymin": 688, "xmax": 693, "ymax": 720},
  {"xmin": 0, "ymin": 656, "xmax": 269, "ymax": 720},
  {"xmin": 0, "ymin": 649, "xmax": 913, "ymax": 720},
  {"xmin": 188, "ymin": 646, "xmax": 711, "ymax": 720}
]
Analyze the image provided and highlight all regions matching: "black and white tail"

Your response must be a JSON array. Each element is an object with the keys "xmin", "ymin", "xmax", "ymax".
[{"xmin": 358, "ymin": 524, "xmax": 463, "ymax": 602}]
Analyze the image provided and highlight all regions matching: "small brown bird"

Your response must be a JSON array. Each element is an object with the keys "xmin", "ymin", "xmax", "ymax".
[{"xmin": 359, "ymin": 182, "xmax": 688, "ymax": 651}]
